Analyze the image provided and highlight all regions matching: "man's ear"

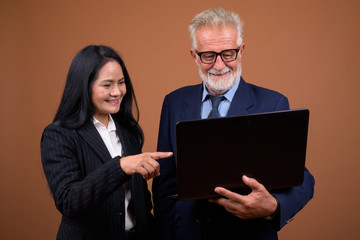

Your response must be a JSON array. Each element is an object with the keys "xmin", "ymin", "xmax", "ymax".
[
  {"xmin": 190, "ymin": 49, "xmax": 198, "ymax": 63},
  {"xmin": 240, "ymin": 43, "xmax": 245, "ymax": 53},
  {"xmin": 238, "ymin": 43, "xmax": 245, "ymax": 59}
]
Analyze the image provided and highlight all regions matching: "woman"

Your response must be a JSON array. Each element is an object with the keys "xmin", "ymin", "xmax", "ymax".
[{"xmin": 41, "ymin": 45, "xmax": 172, "ymax": 240}]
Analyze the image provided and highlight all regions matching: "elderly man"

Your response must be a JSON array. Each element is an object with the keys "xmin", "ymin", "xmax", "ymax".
[{"xmin": 152, "ymin": 8, "xmax": 315, "ymax": 240}]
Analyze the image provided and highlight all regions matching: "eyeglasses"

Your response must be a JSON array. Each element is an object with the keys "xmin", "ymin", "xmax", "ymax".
[{"xmin": 196, "ymin": 48, "xmax": 240, "ymax": 64}]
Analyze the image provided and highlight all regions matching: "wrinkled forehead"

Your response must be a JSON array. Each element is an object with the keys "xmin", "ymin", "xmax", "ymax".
[{"xmin": 195, "ymin": 26, "xmax": 239, "ymax": 52}]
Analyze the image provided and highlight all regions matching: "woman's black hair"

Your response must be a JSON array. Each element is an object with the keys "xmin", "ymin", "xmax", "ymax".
[{"xmin": 54, "ymin": 45, "xmax": 143, "ymax": 148}]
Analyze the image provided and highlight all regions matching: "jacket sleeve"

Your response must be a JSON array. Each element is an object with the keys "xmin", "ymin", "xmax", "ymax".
[
  {"xmin": 41, "ymin": 124, "xmax": 131, "ymax": 218},
  {"xmin": 152, "ymin": 96, "xmax": 177, "ymax": 239},
  {"xmin": 270, "ymin": 95, "xmax": 316, "ymax": 230},
  {"xmin": 272, "ymin": 168, "xmax": 315, "ymax": 230}
]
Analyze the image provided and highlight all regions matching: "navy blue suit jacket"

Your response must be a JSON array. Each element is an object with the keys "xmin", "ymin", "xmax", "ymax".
[
  {"xmin": 152, "ymin": 78, "xmax": 315, "ymax": 240},
  {"xmin": 41, "ymin": 119, "xmax": 154, "ymax": 240}
]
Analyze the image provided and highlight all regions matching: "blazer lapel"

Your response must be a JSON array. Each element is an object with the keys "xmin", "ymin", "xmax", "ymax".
[
  {"xmin": 77, "ymin": 120, "xmax": 112, "ymax": 163},
  {"xmin": 181, "ymin": 84, "xmax": 203, "ymax": 121},
  {"xmin": 114, "ymin": 121, "xmax": 138, "ymax": 157},
  {"xmin": 180, "ymin": 80, "xmax": 253, "ymax": 120},
  {"xmin": 227, "ymin": 77, "xmax": 254, "ymax": 117}
]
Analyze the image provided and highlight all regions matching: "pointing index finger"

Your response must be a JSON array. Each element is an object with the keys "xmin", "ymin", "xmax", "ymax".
[{"xmin": 150, "ymin": 152, "xmax": 173, "ymax": 160}]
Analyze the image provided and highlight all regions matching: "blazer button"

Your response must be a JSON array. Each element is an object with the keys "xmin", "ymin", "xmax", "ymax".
[{"xmin": 117, "ymin": 212, "xmax": 123, "ymax": 216}]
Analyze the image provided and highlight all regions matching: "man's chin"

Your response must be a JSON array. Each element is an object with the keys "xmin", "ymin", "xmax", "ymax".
[
  {"xmin": 206, "ymin": 79, "xmax": 233, "ymax": 94},
  {"xmin": 206, "ymin": 84, "xmax": 231, "ymax": 95}
]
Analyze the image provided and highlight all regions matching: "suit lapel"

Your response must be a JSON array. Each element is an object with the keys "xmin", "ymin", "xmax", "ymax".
[
  {"xmin": 181, "ymin": 80, "xmax": 254, "ymax": 119},
  {"xmin": 77, "ymin": 120, "xmax": 112, "ymax": 163},
  {"xmin": 114, "ymin": 121, "xmax": 137, "ymax": 157},
  {"xmin": 181, "ymin": 84, "xmax": 203, "ymax": 121},
  {"xmin": 181, "ymin": 77, "xmax": 254, "ymax": 120},
  {"xmin": 227, "ymin": 78, "xmax": 254, "ymax": 117}
]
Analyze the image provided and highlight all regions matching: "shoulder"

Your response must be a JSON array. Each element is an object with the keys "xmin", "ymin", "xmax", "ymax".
[
  {"xmin": 43, "ymin": 123, "xmax": 75, "ymax": 135},
  {"xmin": 41, "ymin": 123, "xmax": 79, "ymax": 145},
  {"xmin": 241, "ymin": 80, "xmax": 288, "ymax": 104},
  {"xmin": 165, "ymin": 84, "xmax": 202, "ymax": 100},
  {"xmin": 239, "ymin": 79, "xmax": 290, "ymax": 111},
  {"xmin": 243, "ymin": 81, "xmax": 286, "ymax": 99}
]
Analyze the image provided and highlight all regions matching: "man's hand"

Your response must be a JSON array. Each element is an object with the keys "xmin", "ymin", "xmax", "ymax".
[
  {"xmin": 208, "ymin": 175, "xmax": 278, "ymax": 219},
  {"xmin": 120, "ymin": 152, "xmax": 173, "ymax": 180}
]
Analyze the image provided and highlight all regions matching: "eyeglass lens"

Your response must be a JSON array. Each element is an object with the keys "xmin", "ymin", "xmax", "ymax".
[{"xmin": 200, "ymin": 49, "xmax": 238, "ymax": 63}]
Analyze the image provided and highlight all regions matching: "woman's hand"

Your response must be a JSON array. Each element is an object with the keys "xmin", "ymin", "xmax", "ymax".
[{"xmin": 120, "ymin": 152, "xmax": 173, "ymax": 180}]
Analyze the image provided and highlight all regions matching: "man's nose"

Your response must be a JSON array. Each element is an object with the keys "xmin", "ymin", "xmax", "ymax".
[{"xmin": 212, "ymin": 55, "xmax": 226, "ymax": 71}]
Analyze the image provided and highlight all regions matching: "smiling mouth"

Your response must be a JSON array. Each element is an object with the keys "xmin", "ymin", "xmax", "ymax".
[
  {"xmin": 106, "ymin": 99, "xmax": 119, "ymax": 104},
  {"xmin": 210, "ymin": 72, "xmax": 229, "ymax": 78}
]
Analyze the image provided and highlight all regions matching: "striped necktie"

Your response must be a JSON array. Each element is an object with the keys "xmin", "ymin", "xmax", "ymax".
[{"xmin": 207, "ymin": 94, "xmax": 226, "ymax": 118}]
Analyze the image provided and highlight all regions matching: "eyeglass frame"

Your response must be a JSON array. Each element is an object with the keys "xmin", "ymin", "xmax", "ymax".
[{"xmin": 195, "ymin": 48, "xmax": 241, "ymax": 64}]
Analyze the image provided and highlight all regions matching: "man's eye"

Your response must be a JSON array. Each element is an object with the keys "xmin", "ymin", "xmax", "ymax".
[
  {"xmin": 203, "ymin": 54, "xmax": 215, "ymax": 59},
  {"xmin": 222, "ymin": 55, "xmax": 233, "ymax": 60}
]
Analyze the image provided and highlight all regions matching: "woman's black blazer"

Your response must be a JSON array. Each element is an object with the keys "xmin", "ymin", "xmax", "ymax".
[{"xmin": 41, "ymin": 119, "xmax": 153, "ymax": 240}]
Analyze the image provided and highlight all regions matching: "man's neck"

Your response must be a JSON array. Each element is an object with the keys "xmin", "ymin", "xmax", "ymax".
[{"xmin": 207, "ymin": 87, "xmax": 228, "ymax": 96}]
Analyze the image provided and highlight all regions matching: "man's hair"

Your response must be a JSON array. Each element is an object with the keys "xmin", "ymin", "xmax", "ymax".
[{"xmin": 188, "ymin": 8, "xmax": 244, "ymax": 49}]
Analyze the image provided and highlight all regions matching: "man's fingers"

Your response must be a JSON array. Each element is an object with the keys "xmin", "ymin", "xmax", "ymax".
[
  {"xmin": 209, "ymin": 197, "xmax": 227, "ymax": 207},
  {"xmin": 209, "ymin": 197, "xmax": 239, "ymax": 214},
  {"xmin": 242, "ymin": 175, "xmax": 264, "ymax": 191},
  {"xmin": 215, "ymin": 187, "xmax": 243, "ymax": 202}
]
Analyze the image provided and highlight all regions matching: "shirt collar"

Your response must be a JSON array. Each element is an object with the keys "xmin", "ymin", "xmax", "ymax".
[
  {"xmin": 201, "ymin": 77, "xmax": 241, "ymax": 102},
  {"xmin": 92, "ymin": 114, "xmax": 116, "ymax": 131}
]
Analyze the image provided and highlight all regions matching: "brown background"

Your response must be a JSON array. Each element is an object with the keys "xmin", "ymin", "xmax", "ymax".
[{"xmin": 1, "ymin": 0, "xmax": 359, "ymax": 239}]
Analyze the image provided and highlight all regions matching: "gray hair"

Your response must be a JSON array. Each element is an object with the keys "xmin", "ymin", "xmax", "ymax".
[{"xmin": 189, "ymin": 8, "xmax": 244, "ymax": 49}]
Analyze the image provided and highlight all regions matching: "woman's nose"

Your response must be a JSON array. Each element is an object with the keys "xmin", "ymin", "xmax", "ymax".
[{"xmin": 110, "ymin": 86, "xmax": 121, "ymax": 96}]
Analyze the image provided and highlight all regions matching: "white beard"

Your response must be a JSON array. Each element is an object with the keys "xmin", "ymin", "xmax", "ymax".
[{"xmin": 197, "ymin": 61, "xmax": 242, "ymax": 95}]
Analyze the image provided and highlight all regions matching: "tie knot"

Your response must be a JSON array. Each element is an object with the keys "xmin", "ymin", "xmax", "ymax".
[{"xmin": 207, "ymin": 94, "xmax": 225, "ymax": 109}]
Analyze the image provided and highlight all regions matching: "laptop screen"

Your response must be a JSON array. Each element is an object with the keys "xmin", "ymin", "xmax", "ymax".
[{"xmin": 175, "ymin": 109, "xmax": 309, "ymax": 201}]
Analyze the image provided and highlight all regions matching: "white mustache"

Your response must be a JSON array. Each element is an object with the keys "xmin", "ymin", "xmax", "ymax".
[{"xmin": 208, "ymin": 67, "xmax": 231, "ymax": 75}]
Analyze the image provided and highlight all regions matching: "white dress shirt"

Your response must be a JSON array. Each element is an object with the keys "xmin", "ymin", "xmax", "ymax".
[{"xmin": 92, "ymin": 115, "xmax": 135, "ymax": 230}]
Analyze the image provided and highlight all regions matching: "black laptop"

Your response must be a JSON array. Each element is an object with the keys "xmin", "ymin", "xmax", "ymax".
[{"xmin": 174, "ymin": 109, "xmax": 309, "ymax": 201}]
